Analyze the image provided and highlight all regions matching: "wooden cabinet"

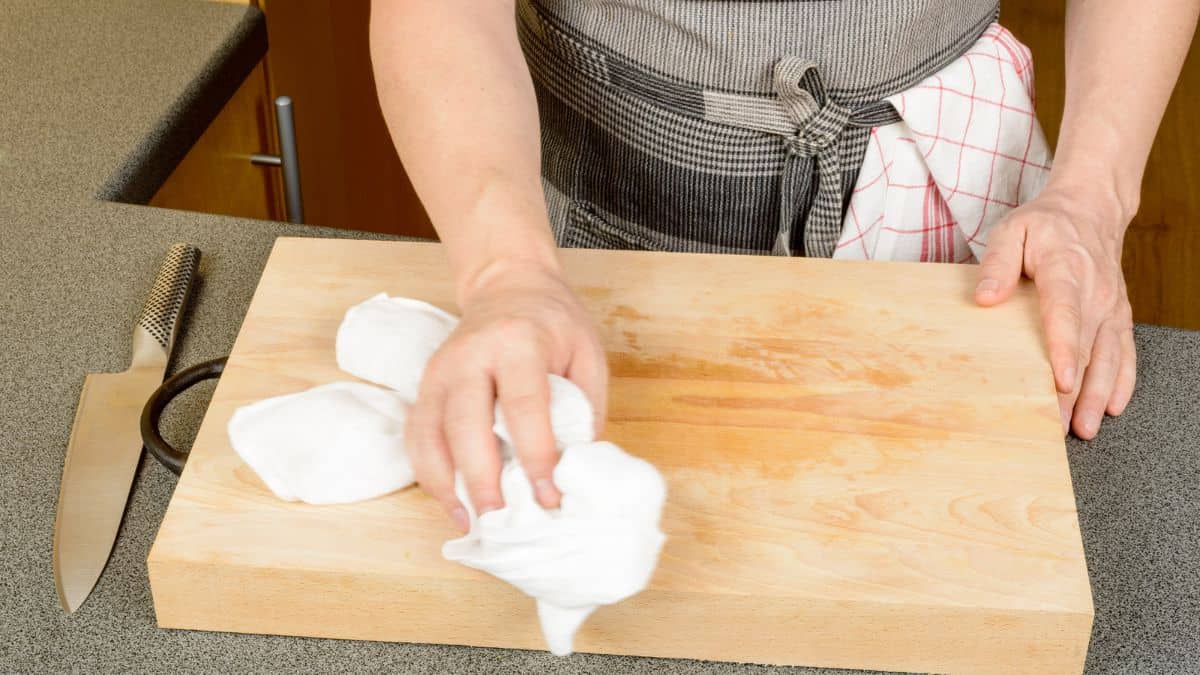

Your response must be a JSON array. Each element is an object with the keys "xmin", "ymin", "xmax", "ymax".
[
  {"xmin": 257, "ymin": 0, "xmax": 435, "ymax": 239},
  {"xmin": 150, "ymin": 60, "xmax": 286, "ymax": 221},
  {"xmin": 158, "ymin": 0, "xmax": 433, "ymax": 238}
]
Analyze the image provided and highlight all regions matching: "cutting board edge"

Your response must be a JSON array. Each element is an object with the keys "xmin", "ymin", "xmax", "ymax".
[
  {"xmin": 146, "ymin": 531, "xmax": 1095, "ymax": 616},
  {"xmin": 271, "ymin": 235, "xmax": 1001, "ymax": 277},
  {"xmin": 147, "ymin": 553, "xmax": 1092, "ymax": 674}
]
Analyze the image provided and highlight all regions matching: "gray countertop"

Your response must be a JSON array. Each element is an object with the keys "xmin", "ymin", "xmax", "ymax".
[{"xmin": 1, "ymin": 1, "xmax": 1197, "ymax": 673}]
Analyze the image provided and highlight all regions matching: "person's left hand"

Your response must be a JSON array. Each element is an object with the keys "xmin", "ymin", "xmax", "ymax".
[{"xmin": 973, "ymin": 184, "xmax": 1136, "ymax": 440}]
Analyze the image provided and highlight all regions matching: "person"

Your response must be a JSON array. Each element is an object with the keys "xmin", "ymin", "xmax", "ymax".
[{"xmin": 370, "ymin": 0, "xmax": 1200, "ymax": 529}]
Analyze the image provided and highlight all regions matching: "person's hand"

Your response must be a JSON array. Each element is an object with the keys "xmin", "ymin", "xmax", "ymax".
[
  {"xmin": 406, "ymin": 258, "xmax": 608, "ymax": 530},
  {"xmin": 974, "ymin": 184, "xmax": 1136, "ymax": 440}
]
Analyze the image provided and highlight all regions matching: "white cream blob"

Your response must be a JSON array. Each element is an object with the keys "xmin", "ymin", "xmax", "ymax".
[
  {"xmin": 227, "ymin": 381, "xmax": 414, "ymax": 505},
  {"xmin": 335, "ymin": 293, "xmax": 459, "ymax": 402},
  {"xmin": 443, "ymin": 441, "xmax": 667, "ymax": 656}
]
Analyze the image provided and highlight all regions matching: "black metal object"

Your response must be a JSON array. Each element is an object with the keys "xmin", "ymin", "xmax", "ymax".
[{"xmin": 140, "ymin": 357, "xmax": 227, "ymax": 475}]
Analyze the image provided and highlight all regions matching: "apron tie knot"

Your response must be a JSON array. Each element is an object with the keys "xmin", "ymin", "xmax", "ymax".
[
  {"xmin": 785, "ymin": 100, "xmax": 852, "ymax": 155},
  {"xmin": 771, "ymin": 56, "xmax": 853, "ymax": 257}
]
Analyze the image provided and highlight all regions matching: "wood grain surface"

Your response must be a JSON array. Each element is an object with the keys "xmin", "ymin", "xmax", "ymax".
[{"xmin": 148, "ymin": 238, "xmax": 1093, "ymax": 673}]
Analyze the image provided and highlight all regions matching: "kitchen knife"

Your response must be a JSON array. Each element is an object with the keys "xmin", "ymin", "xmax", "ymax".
[{"xmin": 52, "ymin": 243, "xmax": 200, "ymax": 613}]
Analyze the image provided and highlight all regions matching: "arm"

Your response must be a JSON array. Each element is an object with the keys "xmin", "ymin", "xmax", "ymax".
[
  {"xmin": 371, "ymin": 0, "xmax": 608, "ymax": 525},
  {"xmin": 371, "ymin": 0, "xmax": 555, "ymax": 299},
  {"xmin": 975, "ymin": 0, "xmax": 1200, "ymax": 439}
]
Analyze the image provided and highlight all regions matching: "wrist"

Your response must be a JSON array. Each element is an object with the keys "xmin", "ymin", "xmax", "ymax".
[
  {"xmin": 1042, "ymin": 169, "xmax": 1138, "ymax": 236},
  {"xmin": 443, "ymin": 175, "xmax": 564, "ymax": 305},
  {"xmin": 457, "ymin": 253, "xmax": 565, "ymax": 307},
  {"xmin": 1030, "ymin": 179, "xmax": 1129, "ymax": 261},
  {"xmin": 1048, "ymin": 120, "xmax": 1143, "ymax": 228}
]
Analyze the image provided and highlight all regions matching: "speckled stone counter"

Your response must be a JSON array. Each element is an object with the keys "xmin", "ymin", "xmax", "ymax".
[{"xmin": 1, "ymin": 2, "xmax": 1197, "ymax": 673}]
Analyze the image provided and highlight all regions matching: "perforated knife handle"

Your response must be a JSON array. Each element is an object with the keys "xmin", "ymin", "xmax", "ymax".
[{"xmin": 131, "ymin": 244, "xmax": 201, "ymax": 370}]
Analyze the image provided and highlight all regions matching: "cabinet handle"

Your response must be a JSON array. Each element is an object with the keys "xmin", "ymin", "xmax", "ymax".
[{"xmin": 250, "ymin": 96, "xmax": 304, "ymax": 224}]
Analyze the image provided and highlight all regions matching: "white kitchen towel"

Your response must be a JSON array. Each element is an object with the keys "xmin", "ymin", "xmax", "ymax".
[
  {"xmin": 339, "ymin": 294, "xmax": 595, "ymax": 451},
  {"xmin": 336, "ymin": 293, "xmax": 459, "ymax": 402},
  {"xmin": 835, "ymin": 23, "xmax": 1051, "ymax": 263},
  {"xmin": 231, "ymin": 292, "xmax": 668, "ymax": 656},
  {"xmin": 227, "ymin": 381, "xmax": 414, "ymax": 505},
  {"xmin": 493, "ymin": 373, "xmax": 596, "ymax": 451},
  {"xmin": 443, "ymin": 440, "xmax": 668, "ymax": 656}
]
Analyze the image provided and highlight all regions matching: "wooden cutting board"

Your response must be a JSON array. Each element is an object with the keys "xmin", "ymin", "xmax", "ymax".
[{"xmin": 148, "ymin": 237, "xmax": 1092, "ymax": 673}]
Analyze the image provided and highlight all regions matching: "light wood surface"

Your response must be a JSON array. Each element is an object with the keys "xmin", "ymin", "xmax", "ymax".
[
  {"xmin": 1003, "ymin": 3, "xmax": 1200, "ymax": 330},
  {"xmin": 148, "ymin": 239, "xmax": 1093, "ymax": 673},
  {"xmin": 149, "ymin": 60, "xmax": 284, "ymax": 221}
]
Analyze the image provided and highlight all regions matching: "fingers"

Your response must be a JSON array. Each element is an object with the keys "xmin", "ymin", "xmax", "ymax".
[
  {"xmin": 1107, "ymin": 325, "xmax": 1137, "ymax": 416},
  {"xmin": 495, "ymin": 351, "xmax": 560, "ymax": 508},
  {"xmin": 406, "ymin": 386, "xmax": 469, "ymax": 530},
  {"xmin": 986, "ymin": 194, "xmax": 1134, "ymax": 439},
  {"xmin": 1071, "ymin": 323, "xmax": 1122, "ymax": 439},
  {"xmin": 405, "ymin": 270, "xmax": 606, "ymax": 526},
  {"xmin": 1033, "ymin": 264, "xmax": 1086, "ymax": 394},
  {"xmin": 1057, "ymin": 390, "xmax": 1076, "ymax": 435},
  {"xmin": 975, "ymin": 218, "xmax": 1027, "ymax": 306},
  {"xmin": 443, "ymin": 372, "xmax": 504, "ymax": 515},
  {"xmin": 567, "ymin": 338, "xmax": 610, "ymax": 436}
]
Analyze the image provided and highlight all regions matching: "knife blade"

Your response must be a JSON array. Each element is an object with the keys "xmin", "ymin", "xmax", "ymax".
[{"xmin": 53, "ymin": 243, "xmax": 200, "ymax": 613}]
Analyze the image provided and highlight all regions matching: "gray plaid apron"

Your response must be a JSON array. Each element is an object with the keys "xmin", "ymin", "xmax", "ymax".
[{"xmin": 519, "ymin": 0, "xmax": 1000, "ymax": 257}]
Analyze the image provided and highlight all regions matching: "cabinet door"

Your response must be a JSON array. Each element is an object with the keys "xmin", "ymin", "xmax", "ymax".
[
  {"xmin": 259, "ymin": 0, "xmax": 436, "ymax": 239},
  {"xmin": 150, "ymin": 60, "xmax": 285, "ymax": 221}
]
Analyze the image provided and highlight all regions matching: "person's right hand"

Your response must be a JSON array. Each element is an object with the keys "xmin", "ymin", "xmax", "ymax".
[{"xmin": 406, "ymin": 258, "xmax": 609, "ymax": 531}]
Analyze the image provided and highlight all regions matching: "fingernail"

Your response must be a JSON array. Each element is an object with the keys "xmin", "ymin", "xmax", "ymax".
[
  {"xmin": 976, "ymin": 278, "xmax": 999, "ymax": 294},
  {"xmin": 1082, "ymin": 411, "xmax": 1102, "ymax": 435},
  {"xmin": 535, "ymin": 479, "xmax": 560, "ymax": 508},
  {"xmin": 450, "ymin": 507, "xmax": 470, "ymax": 531}
]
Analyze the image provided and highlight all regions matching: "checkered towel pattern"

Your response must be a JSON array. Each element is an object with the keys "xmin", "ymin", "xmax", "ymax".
[{"xmin": 834, "ymin": 24, "xmax": 1052, "ymax": 263}]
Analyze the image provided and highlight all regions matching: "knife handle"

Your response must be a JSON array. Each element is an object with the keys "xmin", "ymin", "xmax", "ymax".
[{"xmin": 131, "ymin": 244, "xmax": 201, "ymax": 369}]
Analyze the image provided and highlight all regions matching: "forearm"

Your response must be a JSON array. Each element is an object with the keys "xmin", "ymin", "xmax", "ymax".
[
  {"xmin": 1048, "ymin": 0, "xmax": 1200, "ymax": 230},
  {"xmin": 370, "ymin": 0, "xmax": 559, "ymax": 304}
]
